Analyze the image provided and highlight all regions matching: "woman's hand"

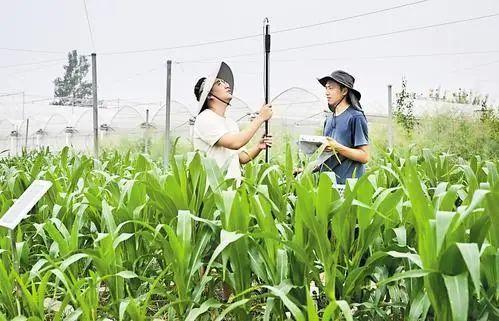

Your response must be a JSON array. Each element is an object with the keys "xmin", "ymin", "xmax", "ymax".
[{"xmin": 324, "ymin": 137, "xmax": 340, "ymax": 152}]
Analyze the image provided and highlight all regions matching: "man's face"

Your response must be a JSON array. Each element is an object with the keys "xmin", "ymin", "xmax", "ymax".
[
  {"xmin": 325, "ymin": 80, "xmax": 347, "ymax": 105},
  {"xmin": 210, "ymin": 78, "xmax": 232, "ymax": 103}
]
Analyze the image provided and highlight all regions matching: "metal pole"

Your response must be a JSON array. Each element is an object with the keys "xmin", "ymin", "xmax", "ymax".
[
  {"xmin": 10, "ymin": 229, "xmax": 19, "ymax": 273},
  {"xmin": 91, "ymin": 53, "xmax": 99, "ymax": 158},
  {"xmin": 263, "ymin": 18, "xmax": 271, "ymax": 163},
  {"xmin": 24, "ymin": 118, "xmax": 29, "ymax": 150},
  {"xmin": 22, "ymin": 92, "xmax": 25, "ymax": 121},
  {"xmin": 145, "ymin": 109, "xmax": 149, "ymax": 154},
  {"xmin": 164, "ymin": 60, "xmax": 172, "ymax": 167},
  {"xmin": 9, "ymin": 227, "xmax": 22, "ymax": 309},
  {"xmin": 387, "ymin": 84, "xmax": 393, "ymax": 149}
]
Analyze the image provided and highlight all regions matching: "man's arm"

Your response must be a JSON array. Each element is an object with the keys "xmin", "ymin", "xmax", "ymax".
[
  {"xmin": 238, "ymin": 145, "xmax": 260, "ymax": 164},
  {"xmin": 238, "ymin": 135, "xmax": 272, "ymax": 164},
  {"xmin": 217, "ymin": 116, "xmax": 265, "ymax": 150},
  {"xmin": 216, "ymin": 104, "xmax": 272, "ymax": 150}
]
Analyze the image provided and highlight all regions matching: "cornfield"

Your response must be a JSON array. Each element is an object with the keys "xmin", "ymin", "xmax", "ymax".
[{"xmin": 0, "ymin": 146, "xmax": 497, "ymax": 320}]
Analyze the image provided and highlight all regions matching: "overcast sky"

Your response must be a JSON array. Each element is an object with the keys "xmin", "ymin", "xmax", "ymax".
[{"xmin": 1, "ymin": 0, "xmax": 499, "ymax": 115}]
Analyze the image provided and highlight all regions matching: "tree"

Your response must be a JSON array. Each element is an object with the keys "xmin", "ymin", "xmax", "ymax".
[
  {"xmin": 53, "ymin": 50, "xmax": 92, "ymax": 106},
  {"xmin": 394, "ymin": 77, "xmax": 418, "ymax": 134}
]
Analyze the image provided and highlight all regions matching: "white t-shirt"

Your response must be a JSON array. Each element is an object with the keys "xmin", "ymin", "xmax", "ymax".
[{"xmin": 193, "ymin": 109, "xmax": 242, "ymax": 179}]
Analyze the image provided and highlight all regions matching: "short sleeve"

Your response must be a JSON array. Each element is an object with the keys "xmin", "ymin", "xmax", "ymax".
[
  {"xmin": 195, "ymin": 112, "xmax": 232, "ymax": 147},
  {"xmin": 352, "ymin": 115, "xmax": 369, "ymax": 147}
]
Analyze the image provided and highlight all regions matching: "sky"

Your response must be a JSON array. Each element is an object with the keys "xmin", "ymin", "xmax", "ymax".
[{"xmin": 1, "ymin": 0, "xmax": 499, "ymax": 115}]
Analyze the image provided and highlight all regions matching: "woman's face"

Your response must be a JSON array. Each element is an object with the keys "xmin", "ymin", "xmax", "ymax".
[
  {"xmin": 210, "ymin": 78, "xmax": 232, "ymax": 103},
  {"xmin": 325, "ymin": 80, "xmax": 347, "ymax": 106}
]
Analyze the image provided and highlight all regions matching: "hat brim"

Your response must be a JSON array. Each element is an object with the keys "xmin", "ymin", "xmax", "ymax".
[
  {"xmin": 197, "ymin": 62, "xmax": 234, "ymax": 113},
  {"xmin": 317, "ymin": 76, "xmax": 361, "ymax": 101}
]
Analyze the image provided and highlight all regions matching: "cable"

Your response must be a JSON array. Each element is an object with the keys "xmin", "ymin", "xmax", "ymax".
[
  {"xmin": 297, "ymin": 50, "xmax": 499, "ymax": 61},
  {"xmin": 104, "ymin": 63, "xmax": 165, "ymax": 89},
  {"xmin": 82, "ymin": 0, "xmax": 96, "ymax": 52},
  {"xmin": 177, "ymin": 13, "xmax": 499, "ymax": 64},
  {"xmin": 176, "ymin": 49, "xmax": 499, "ymax": 65},
  {"xmin": 449, "ymin": 58, "xmax": 499, "ymax": 73},
  {"xmin": 99, "ymin": 0, "xmax": 429, "ymax": 56},
  {"xmin": 272, "ymin": 0, "xmax": 429, "ymax": 34},
  {"xmin": 0, "ymin": 92, "xmax": 23, "ymax": 98},
  {"xmin": 3, "ymin": 60, "xmax": 65, "ymax": 80},
  {"xmin": 100, "ymin": 34, "xmax": 260, "ymax": 56},
  {"xmin": 273, "ymin": 12, "xmax": 499, "ymax": 53},
  {"xmin": 0, "ymin": 58, "xmax": 67, "ymax": 69},
  {"xmin": 0, "ymin": 48, "xmax": 64, "ymax": 54}
]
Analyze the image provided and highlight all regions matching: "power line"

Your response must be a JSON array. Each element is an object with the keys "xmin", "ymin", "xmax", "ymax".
[
  {"xmin": 273, "ymin": 12, "xmax": 499, "ymax": 53},
  {"xmin": 104, "ymin": 63, "xmax": 165, "ymax": 89},
  {"xmin": 176, "ymin": 49, "xmax": 499, "ymax": 64},
  {"xmin": 0, "ymin": 92, "xmax": 23, "ymax": 98},
  {"xmin": 0, "ymin": 58, "xmax": 67, "ymax": 69},
  {"xmin": 450, "ymin": 58, "xmax": 499, "ymax": 73},
  {"xmin": 273, "ymin": 0, "xmax": 429, "ymax": 34},
  {"xmin": 82, "ymin": 0, "xmax": 96, "ymax": 52},
  {"xmin": 180, "ymin": 12, "xmax": 499, "ymax": 63},
  {"xmin": 0, "ymin": 48, "xmax": 64, "ymax": 54},
  {"xmin": 100, "ymin": 34, "xmax": 260, "ymax": 56},
  {"xmin": 3, "ymin": 60, "xmax": 65, "ymax": 78},
  {"xmin": 307, "ymin": 50, "xmax": 499, "ymax": 61},
  {"xmin": 99, "ymin": 0, "xmax": 429, "ymax": 56}
]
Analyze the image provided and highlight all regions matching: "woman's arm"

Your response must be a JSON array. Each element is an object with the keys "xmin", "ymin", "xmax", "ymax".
[{"xmin": 326, "ymin": 139, "xmax": 370, "ymax": 164}]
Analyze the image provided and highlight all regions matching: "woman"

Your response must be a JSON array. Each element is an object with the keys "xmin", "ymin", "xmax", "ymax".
[{"xmin": 317, "ymin": 70, "xmax": 369, "ymax": 184}]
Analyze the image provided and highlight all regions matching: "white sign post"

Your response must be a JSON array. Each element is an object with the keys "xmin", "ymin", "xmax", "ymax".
[{"xmin": 0, "ymin": 180, "xmax": 52, "ymax": 272}]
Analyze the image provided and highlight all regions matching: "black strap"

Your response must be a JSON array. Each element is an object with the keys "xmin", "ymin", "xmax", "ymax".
[{"xmin": 210, "ymin": 94, "xmax": 231, "ymax": 106}]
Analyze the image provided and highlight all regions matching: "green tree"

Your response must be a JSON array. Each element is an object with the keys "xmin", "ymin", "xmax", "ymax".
[
  {"xmin": 53, "ymin": 50, "xmax": 92, "ymax": 106},
  {"xmin": 394, "ymin": 77, "xmax": 418, "ymax": 134}
]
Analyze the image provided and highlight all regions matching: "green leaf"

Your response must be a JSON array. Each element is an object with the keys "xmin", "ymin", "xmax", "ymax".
[
  {"xmin": 112, "ymin": 233, "xmax": 134, "ymax": 249},
  {"xmin": 436, "ymin": 211, "xmax": 456, "ymax": 255},
  {"xmin": 263, "ymin": 282, "xmax": 305, "ymax": 321},
  {"xmin": 202, "ymin": 230, "xmax": 244, "ymax": 281},
  {"xmin": 408, "ymin": 291, "xmax": 430, "ymax": 321},
  {"xmin": 336, "ymin": 300, "xmax": 354, "ymax": 321},
  {"xmin": 215, "ymin": 299, "xmax": 250, "ymax": 321},
  {"xmin": 456, "ymin": 243, "xmax": 481, "ymax": 298},
  {"xmin": 185, "ymin": 299, "xmax": 221, "ymax": 321},
  {"xmin": 116, "ymin": 271, "xmax": 138, "ymax": 279},
  {"xmin": 443, "ymin": 273, "xmax": 469, "ymax": 321},
  {"xmin": 60, "ymin": 253, "xmax": 88, "ymax": 271},
  {"xmin": 306, "ymin": 284, "xmax": 319, "ymax": 321},
  {"xmin": 378, "ymin": 269, "xmax": 432, "ymax": 286},
  {"xmin": 386, "ymin": 251, "xmax": 423, "ymax": 268}
]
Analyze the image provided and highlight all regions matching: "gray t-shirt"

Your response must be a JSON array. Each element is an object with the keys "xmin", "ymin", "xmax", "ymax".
[{"xmin": 321, "ymin": 106, "xmax": 369, "ymax": 184}]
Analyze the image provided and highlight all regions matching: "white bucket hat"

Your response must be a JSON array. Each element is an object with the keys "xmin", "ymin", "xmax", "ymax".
[{"xmin": 193, "ymin": 62, "xmax": 234, "ymax": 114}]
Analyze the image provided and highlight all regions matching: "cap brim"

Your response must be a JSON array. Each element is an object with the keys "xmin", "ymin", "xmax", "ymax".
[
  {"xmin": 317, "ymin": 76, "xmax": 361, "ymax": 101},
  {"xmin": 197, "ymin": 74, "xmax": 216, "ymax": 113},
  {"xmin": 197, "ymin": 62, "xmax": 234, "ymax": 114},
  {"xmin": 317, "ymin": 76, "xmax": 331, "ymax": 87},
  {"xmin": 217, "ymin": 62, "xmax": 234, "ymax": 93}
]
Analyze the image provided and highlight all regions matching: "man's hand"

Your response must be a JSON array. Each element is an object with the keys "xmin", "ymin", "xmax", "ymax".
[
  {"xmin": 257, "ymin": 104, "xmax": 273, "ymax": 122},
  {"xmin": 257, "ymin": 135, "xmax": 272, "ymax": 150}
]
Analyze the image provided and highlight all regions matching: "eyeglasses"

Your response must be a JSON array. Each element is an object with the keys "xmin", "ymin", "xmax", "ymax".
[{"xmin": 214, "ymin": 78, "xmax": 229, "ymax": 87}]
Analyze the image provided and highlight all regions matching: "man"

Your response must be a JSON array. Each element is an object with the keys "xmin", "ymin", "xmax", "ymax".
[
  {"xmin": 193, "ymin": 62, "xmax": 272, "ymax": 180},
  {"xmin": 317, "ymin": 70, "xmax": 369, "ymax": 184}
]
